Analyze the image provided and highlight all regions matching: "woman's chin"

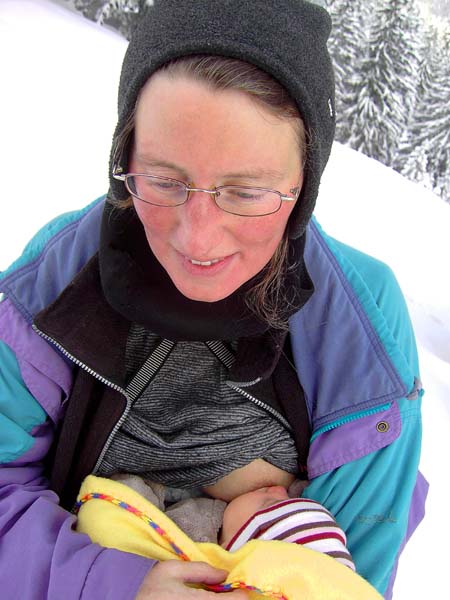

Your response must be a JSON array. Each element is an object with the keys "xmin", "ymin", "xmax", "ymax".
[
  {"xmin": 174, "ymin": 283, "xmax": 235, "ymax": 303},
  {"xmin": 162, "ymin": 251, "xmax": 242, "ymax": 302}
]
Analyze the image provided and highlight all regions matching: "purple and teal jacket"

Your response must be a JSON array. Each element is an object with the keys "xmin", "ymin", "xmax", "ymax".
[{"xmin": 0, "ymin": 197, "xmax": 427, "ymax": 599}]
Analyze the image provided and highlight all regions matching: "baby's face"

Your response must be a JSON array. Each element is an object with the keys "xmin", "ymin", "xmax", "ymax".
[{"xmin": 220, "ymin": 485, "xmax": 289, "ymax": 547}]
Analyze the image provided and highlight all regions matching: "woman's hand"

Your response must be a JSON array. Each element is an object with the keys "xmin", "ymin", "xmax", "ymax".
[{"xmin": 135, "ymin": 560, "xmax": 249, "ymax": 598}]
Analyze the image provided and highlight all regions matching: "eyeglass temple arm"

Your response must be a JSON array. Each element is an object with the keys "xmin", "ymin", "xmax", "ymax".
[
  {"xmin": 112, "ymin": 165, "xmax": 126, "ymax": 181},
  {"xmin": 281, "ymin": 186, "xmax": 301, "ymax": 201}
]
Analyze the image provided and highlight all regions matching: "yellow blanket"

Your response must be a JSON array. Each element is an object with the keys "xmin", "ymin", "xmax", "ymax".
[{"xmin": 76, "ymin": 476, "xmax": 382, "ymax": 600}]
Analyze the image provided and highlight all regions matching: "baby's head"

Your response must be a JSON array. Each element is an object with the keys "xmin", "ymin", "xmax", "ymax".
[
  {"xmin": 220, "ymin": 484, "xmax": 356, "ymax": 572},
  {"xmin": 220, "ymin": 485, "xmax": 289, "ymax": 548}
]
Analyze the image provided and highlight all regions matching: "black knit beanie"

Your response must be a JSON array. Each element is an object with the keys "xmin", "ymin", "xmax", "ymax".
[{"xmin": 108, "ymin": 0, "xmax": 335, "ymax": 239}]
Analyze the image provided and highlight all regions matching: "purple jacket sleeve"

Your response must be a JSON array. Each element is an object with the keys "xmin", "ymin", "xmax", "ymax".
[{"xmin": 0, "ymin": 299, "xmax": 154, "ymax": 599}]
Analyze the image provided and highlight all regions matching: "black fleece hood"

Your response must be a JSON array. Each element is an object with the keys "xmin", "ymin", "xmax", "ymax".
[{"xmin": 108, "ymin": 0, "xmax": 335, "ymax": 239}]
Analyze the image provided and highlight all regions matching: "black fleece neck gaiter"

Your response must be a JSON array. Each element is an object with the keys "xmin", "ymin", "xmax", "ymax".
[{"xmin": 99, "ymin": 203, "xmax": 314, "ymax": 341}]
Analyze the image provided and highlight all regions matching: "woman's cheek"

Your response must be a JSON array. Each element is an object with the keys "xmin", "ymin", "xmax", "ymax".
[
  {"xmin": 234, "ymin": 214, "xmax": 288, "ymax": 247},
  {"xmin": 133, "ymin": 200, "xmax": 175, "ymax": 236}
]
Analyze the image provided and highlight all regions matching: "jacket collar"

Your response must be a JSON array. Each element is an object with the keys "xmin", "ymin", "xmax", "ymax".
[
  {"xmin": 33, "ymin": 254, "xmax": 289, "ymax": 388},
  {"xmin": 34, "ymin": 254, "xmax": 130, "ymax": 389}
]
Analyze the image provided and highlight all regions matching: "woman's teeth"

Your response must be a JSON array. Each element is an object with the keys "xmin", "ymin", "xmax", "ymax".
[{"xmin": 189, "ymin": 258, "xmax": 222, "ymax": 266}]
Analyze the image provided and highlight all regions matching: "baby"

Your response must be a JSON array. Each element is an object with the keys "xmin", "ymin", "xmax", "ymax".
[
  {"xmin": 220, "ymin": 485, "xmax": 355, "ymax": 571},
  {"xmin": 77, "ymin": 472, "xmax": 354, "ymax": 571},
  {"xmin": 75, "ymin": 474, "xmax": 384, "ymax": 600}
]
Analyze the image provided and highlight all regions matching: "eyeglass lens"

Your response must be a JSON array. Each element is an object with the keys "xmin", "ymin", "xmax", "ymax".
[{"xmin": 126, "ymin": 175, "xmax": 282, "ymax": 216}]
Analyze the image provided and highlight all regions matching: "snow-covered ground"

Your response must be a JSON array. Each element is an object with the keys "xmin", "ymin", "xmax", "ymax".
[{"xmin": 1, "ymin": 1, "xmax": 449, "ymax": 598}]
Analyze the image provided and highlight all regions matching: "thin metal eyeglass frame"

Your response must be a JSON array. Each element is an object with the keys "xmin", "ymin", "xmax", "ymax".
[{"xmin": 112, "ymin": 168, "xmax": 300, "ymax": 217}]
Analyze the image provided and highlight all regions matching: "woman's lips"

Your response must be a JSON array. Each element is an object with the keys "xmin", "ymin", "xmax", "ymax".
[
  {"xmin": 188, "ymin": 257, "xmax": 223, "ymax": 266},
  {"xmin": 179, "ymin": 252, "xmax": 234, "ymax": 276}
]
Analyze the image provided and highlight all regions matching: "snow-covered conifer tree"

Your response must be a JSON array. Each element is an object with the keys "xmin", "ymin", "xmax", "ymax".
[
  {"xmin": 350, "ymin": 0, "xmax": 422, "ymax": 166},
  {"xmin": 73, "ymin": 0, "xmax": 153, "ymax": 39},
  {"xmin": 398, "ymin": 27, "xmax": 450, "ymax": 202},
  {"xmin": 394, "ymin": 24, "xmax": 436, "ymax": 180},
  {"xmin": 325, "ymin": 0, "xmax": 371, "ymax": 144}
]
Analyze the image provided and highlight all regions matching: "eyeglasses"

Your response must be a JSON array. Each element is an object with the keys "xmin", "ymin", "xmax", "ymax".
[{"xmin": 113, "ymin": 168, "xmax": 300, "ymax": 217}]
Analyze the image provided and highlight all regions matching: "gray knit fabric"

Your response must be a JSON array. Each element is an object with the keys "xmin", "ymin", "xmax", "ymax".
[{"xmin": 97, "ymin": 324, "xmax": 298, "ymax": 488}]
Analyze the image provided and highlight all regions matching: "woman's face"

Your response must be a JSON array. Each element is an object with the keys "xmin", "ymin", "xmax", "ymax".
[{"xmin": 130, "ymin": 73, "xmax": 302, "ymax": 302}]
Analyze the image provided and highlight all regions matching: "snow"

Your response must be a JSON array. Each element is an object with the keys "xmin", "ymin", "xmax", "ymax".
[
  {"xmin": 0, "ymin": 0, "xmax": 127, "ymax": 269},
  {"xmin": 1, "ymin": 1, "xmax": 449, "ymax": 598}
]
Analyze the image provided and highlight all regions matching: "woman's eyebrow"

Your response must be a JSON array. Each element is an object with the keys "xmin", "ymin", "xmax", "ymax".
[
  {"xmin": 135, "ymin": 156, "xmax": 187, "ymax": 173},
  {"xmin": 134, "ymin": 155, "xmax": 285, "ymax": 183},
  {"xmin": 221, "ymin": 168, "xmax": 285, "ymax": 182}
]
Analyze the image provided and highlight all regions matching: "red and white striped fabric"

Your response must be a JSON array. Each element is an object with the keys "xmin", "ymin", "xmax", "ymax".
[{"xmin": 225, "ymin": 498, "xmax": 355, "ymax": 571}]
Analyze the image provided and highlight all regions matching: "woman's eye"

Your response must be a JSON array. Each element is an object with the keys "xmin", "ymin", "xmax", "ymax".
[
  {"xmin": 226, "ymin": 189, "xmax": 264, "ymax": 202},
  {"xmin": 151, "ymin": 180, "xmax": 180, "ymax": 191},
  {"xmin": 237, "ymin": 192, "xmax": 257, "ymax": 199}
]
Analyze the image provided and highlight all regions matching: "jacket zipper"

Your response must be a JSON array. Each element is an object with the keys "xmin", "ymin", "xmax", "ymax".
[
  {"xmin": 310, "ymin": 402, "xmax": 392, "ymax": 442},
  {"xmin": 33, "ymin": 327, "xmax": 294, "ymax": 471},
  {"xmin": 226, "ymin": 380, "xmax": 293, "ymax": 432},
  {"xmin": 205, "ymin": 340, "xmax": 293, "ymax": 433},
  {"xmin": 32, "ymin": 326, "xmax": 393, "ymax": 470},
  {"xmin": 32, "ymin": 324, "xmax": 131, "ymax": 474}
]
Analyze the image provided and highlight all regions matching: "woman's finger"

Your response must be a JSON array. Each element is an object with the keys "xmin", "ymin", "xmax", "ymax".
[{"xmin": 162, "ymin": 560, "xmax": 229, "ymax": 584}]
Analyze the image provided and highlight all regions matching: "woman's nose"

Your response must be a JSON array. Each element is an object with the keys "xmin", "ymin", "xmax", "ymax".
[
  {"xmin": 185, "ymin": 189, "xmax": 220, "ymax": 216},
  {"xmin": 179, "ymin": 190, "xmax": 225, "ymax": 243}
]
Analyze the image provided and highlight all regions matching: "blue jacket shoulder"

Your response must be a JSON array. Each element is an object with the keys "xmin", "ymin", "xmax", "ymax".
[
  {"xmin": 0, "ymin": 197, "xmax": 104, "ymax": 323},
  {"xmin": 289, "ymin": 219, "xmax": 418, "ymax": 429}
]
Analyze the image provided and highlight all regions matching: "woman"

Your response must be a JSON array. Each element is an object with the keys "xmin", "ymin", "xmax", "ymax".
[{"xmin": 0, "ymin": 1, "xmax": 426, "ymax": 599}]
